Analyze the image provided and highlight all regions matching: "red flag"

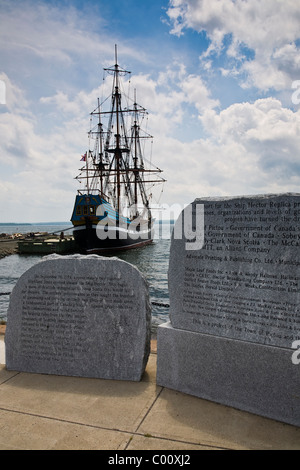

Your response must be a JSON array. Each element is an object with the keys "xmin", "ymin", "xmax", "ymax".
[{"xmin": 80, "ymin": 152, "xmax": 87, "ymax": 161}]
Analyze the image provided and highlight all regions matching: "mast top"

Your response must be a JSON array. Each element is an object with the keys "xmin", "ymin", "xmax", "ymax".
[
  {"xmin": 104, "ymin": 45, "xmax": 131, "ymax": 77},
  {"xmin": 115, "ymin": 44, "xmax": 118, "ymax": 67}
]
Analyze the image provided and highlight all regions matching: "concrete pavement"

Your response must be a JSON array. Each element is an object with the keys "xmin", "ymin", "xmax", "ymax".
[{"xmin": 0, "ymin": 334, "xmax": 299, "ymax": 450}]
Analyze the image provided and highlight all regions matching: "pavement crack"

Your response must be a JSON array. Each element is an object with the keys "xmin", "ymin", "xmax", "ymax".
[{"xmin": 134, "ymin": 386, "xmax": 164, "ymax": 434}]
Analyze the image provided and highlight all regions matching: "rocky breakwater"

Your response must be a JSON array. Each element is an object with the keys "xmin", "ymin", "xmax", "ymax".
[{"xmin": 0, "ymin": 235, "xmax": 18, "ymax": 259}]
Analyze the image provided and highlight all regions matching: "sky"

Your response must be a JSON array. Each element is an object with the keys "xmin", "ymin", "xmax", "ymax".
[{"xmin": 1, "ymin": 0, "xmax": 300, "ymax": 222}]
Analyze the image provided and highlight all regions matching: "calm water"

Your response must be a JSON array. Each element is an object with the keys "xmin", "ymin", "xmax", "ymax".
[{"xmin": 0, "ymin": 222, "xmax": 173, "ymax": 334}]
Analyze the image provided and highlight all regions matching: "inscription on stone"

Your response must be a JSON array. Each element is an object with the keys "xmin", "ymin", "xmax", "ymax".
[
  {"xmin": 169, "ymin": 194, "xmax": 300, "ymax": 348},
  {"xmin": 5, "ymin": 254, "xmax": 151, "ymax": 380}
]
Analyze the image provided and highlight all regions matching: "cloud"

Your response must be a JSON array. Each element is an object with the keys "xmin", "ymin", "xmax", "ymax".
[
  {"xmin": 0, "ymin": 73, "xmax": 30, "ymax": 114},
  {"xmin": 128, "ymin": 63, "xmax": 219, "ymax": 140},
  {"xmin": 185, "ymin": 98, "xmax": 300, "ymax": 195},
  {"xmin": 0, "ymin": 0, "xmax": 144, "ymax": 102},
  {"xmin": 180, "ymin": 74, "xmax": 220, "ymax": 112},
  {"xmin": 150, "ymin": 96, "xmax": 300, "ymax": 207},
  {"xmin": 0, "ymin": 75, "xmax": 35, "ymax": 168},
  {"xmin": 2, "ymin": 61, "xmax": 298, "ymax": 219},
  {"xmin": 0, "ymin": 70, "xmax": 84, "ymax": 221},
  {"xmin": 0, "ymin": 0, "xmax": 299, "ymax": 222},
  {"xmin": 0, "ymin": 1, "xmax": 106, "ymax": 63},
  {"xmin": 167, "ymin": 0, "xmax": 300, "ymax": 91}
]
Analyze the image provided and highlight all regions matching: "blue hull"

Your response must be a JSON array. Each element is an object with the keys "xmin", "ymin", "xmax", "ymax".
[{"xmin": 73, "ymin": 223, "xmax": 153, "ymax": 253}]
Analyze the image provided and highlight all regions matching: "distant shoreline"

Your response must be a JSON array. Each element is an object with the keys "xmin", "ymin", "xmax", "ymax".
[
  {"xmin": 0, "ymin": 223, "xmax": 32, "ymax": 226},
  {"xmin": 0, "ymin": 222, "xmax": 69, "ymax": 225}
]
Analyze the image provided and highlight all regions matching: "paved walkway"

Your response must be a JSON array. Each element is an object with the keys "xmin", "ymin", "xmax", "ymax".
[{"xmin": 0, "ymin": 335, "xmax": 299, "ymax": 450}]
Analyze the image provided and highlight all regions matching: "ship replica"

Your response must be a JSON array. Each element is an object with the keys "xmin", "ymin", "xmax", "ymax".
[{"xmin": 71, "ymin": 47, "xmax": 165, "ymax": 253}]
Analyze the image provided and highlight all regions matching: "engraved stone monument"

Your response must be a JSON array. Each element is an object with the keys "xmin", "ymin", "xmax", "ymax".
[
  {"xmin": 157, "ymin": 194, "xmax": 300, "ymax": 426},
  {"xmin": 5, "ymin": 254, "xmax": 151, "ymax": 381}
]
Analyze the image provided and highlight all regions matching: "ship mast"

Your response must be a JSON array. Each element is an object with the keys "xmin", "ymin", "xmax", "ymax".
[
  {"xmin": 97, "ymin": 97, "xmax": 104, "ymax": 196},
  {"xmin": 133, "ymin": 89, "xmax": 138, "ymax": 212},
  {"xmin": 114, "ymin": 46, "xmax": 121, "ymax": 217},
  {"xmin": 103, "ymin": 44, "xmax": 131, "ymax": 217},
  {"xmin": 131, "ymin": 89, "xmax": 149, "ymax": 217},
  {"xmin": 77, "ymin": 45, "xmax": 165, "ymax": 220}
]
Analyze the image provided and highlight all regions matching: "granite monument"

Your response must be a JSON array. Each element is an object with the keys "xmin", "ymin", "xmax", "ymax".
[
  {"xmin": 5, "ymin": 254, "xmax": 151, "ymax": 381},
  {"xmin": 157, "ymin": 194, "xmax": 300, "ymax": 426}
]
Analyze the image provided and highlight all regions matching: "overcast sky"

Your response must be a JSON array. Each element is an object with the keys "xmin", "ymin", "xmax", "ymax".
[{"xmin": 1, "ymin": 0, "xmax": 300, "ymax": 222}]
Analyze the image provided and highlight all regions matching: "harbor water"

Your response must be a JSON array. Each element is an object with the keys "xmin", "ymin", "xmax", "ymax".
[{"xmin": 0, "ymin": 221, "xmax": 173, "ymax": 335}]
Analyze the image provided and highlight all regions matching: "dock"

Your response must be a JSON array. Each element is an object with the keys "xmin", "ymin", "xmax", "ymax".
[{"xmin": 17, "ymin": 236, "xmax": 77, "ymax": 255}]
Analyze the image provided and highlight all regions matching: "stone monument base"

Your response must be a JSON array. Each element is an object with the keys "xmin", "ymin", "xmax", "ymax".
[{"xmin": 156, "ymin": 322, "xmax": 300, "ymax": 427}]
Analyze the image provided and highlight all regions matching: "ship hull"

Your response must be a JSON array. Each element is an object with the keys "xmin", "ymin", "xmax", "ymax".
[{"xmin": 73, "ymin": 223, "xmax": 153, "ymax": 253}]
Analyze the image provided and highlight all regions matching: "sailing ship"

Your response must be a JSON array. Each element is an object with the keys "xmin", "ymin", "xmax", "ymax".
[{"xmin": 71, "ymin": 47, "xmax": 165, "ymax": 253}]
